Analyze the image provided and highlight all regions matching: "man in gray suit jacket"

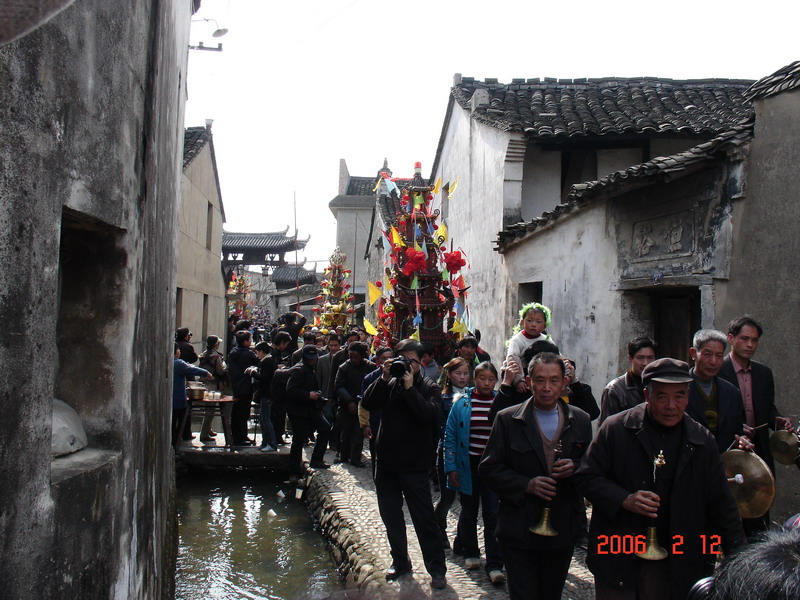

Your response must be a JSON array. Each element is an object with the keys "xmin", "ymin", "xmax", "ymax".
[{"xmin": 315, "ymin": 334, "xmax": 342, "ymax": 395}]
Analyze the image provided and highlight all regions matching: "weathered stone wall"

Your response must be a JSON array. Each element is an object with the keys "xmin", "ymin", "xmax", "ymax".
[
  {"xmin": 716, "ymin": 89, "xmax": 800, "ymax": 521},
  {"xmin": 334, "ymin": 205, "xmax": 374, "ymax": 296},
  {"xmin": 305, "ymin": 472, "xmax": 388, "ymax": 596},
  {"xmin": 0, "ymin": 0, "xmax": 191, "ymax": 597}
]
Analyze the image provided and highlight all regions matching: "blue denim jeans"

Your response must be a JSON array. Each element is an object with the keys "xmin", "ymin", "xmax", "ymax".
[{"xmin": 258, "ymin": 396, "xmax": 277, "ymax": 448}]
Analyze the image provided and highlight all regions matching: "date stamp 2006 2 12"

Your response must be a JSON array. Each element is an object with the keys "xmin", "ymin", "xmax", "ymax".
[{"xmin": 595, "ymin": 534, "xmax": 722, "ymax": 555}]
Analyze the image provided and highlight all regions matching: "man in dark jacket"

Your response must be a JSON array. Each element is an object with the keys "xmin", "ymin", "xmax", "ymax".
[
  {"xmin": 362, "ymin": 339, "xmax": 447, "ymax": 590},
  {"xmin": 686, "ymin": 330, "xmax": 746, "ymax": 454},
  {"xmin": 719, "ymin": 315, "xmax": 791, "ymax": 536},
  {"xmin": 599, "ymin": 337, "xmax": 657, "ymax": 425},
  {"xmin": 480, "ymin": 352, "xmax": 592, "ymax": 599},
  {"xmin": 576, "ymin": 358, "xmax": 745, "ymax": 600},
  {"xmin": 227, "ymin": 330, "xmax": 260, "ymax": 446},
  {"xmin": 333, "ymin": 341, "xmax": 376, "ymax": 467},
  {"xmin": 286, "ymin": 345, "xmax": 332, "ymax": 476},
  {"xmin": 278, "ymin": 310, "xmax": 306, "ymax": 354}
]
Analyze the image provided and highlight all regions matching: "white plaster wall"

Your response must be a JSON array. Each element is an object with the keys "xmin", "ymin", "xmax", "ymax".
[
  {"xmin": 177, "ymin": 143, "xmax": 226, "ymax": 351},
  {"xmin": 503, "ymin": 202, "xmax": 621, "ymax": 396},
  {"xmin": 432, "ymin": 106, "xmax": 514, "ymax": 361},
  {"xmin": 521, "ymin": 146, "xmax": 561, "ymax": 221},
  {"xmin": 334, "ymin": 205, "xmax": 373, "ymax": 295}
]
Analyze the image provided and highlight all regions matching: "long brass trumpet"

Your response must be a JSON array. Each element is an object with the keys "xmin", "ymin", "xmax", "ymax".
[
  {"xmin": 635, "ymin": 450, "xmax": 668, "ymax": 561},
  {"xmin": 530, "ymin": 440, "xmax": 562, "ymax": 537}
]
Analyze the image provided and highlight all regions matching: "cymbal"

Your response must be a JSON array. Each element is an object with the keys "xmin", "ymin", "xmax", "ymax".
[
  {"xmin": 721, "ymin": 449, "xmax": 775, "ymax": 518},
  {"xmin": 769, "ymin": 430, "xmax": 799, "ymax": 465}
]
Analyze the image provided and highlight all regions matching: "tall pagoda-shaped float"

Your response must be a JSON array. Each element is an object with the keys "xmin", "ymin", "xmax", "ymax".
[
  {"xmin": 369, "ymin": 162, "xmax": 469, "ymax": 361},
  {"xmin": 314, "ymin": 247, "xmax": 355, "ymax": 333}
]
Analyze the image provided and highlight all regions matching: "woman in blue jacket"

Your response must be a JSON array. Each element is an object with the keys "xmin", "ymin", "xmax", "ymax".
[{"xmin": 444, "ymin": 361, "xmax": 505, "ymax": 584}]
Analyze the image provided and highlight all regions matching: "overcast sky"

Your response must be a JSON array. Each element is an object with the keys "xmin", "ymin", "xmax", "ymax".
[{"xmin": 185, "ymin": 0, "xmax": 799, "ymax": 266}]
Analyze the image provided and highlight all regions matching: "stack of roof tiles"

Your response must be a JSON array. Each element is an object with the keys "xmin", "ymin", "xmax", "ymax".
[
  {"xmin": 453, "ymin": 76, "xmax": 754, "ymax": 138},
  {"xmin": 183, "ymin": 126, "xmax": 210, "ymax": 168}
]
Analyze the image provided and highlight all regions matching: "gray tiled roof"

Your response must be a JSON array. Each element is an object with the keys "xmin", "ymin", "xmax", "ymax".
[
  {"xmin": 495, "ymin": 120, "xmax": 754, "ymax": 251},
  {"xmin": 453, "ymin": 76, "xmax": 754, "ymax": 139},
  {"xmin": 745, "ymin": 61, "xmax": 800, "ymax": 101},
  {"xmin": 183, "ymin": 126, "xmax": 210, "ymax": 168},
  {"xmin": 270, "ymin": 264, "xmax": 317, "ymax": 286},
  {"xmin": 222, "ymin": 229, "xmax": 308, "ymax": 253},
  {"xmin": 376, "ymin": 192, "xmax": 405, "ymax": 227}
]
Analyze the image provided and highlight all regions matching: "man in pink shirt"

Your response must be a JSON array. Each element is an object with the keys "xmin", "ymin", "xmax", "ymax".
[{"xmin": 719, "ymin": 315, "xmax": 792, "ymax": 536}]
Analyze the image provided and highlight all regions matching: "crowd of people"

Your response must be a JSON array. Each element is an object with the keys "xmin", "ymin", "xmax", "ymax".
[{"xmin": 171, "ymin": 305, "xmax": 799, "ymax": 599}]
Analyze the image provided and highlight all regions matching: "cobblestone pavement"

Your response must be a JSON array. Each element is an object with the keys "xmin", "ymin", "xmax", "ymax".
[{"xmin": 306, "ymin": 446, "xmax": 595, "ymax": 599}]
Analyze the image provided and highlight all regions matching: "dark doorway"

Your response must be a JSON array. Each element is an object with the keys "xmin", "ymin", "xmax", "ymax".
[{"xmin": 650, "ymin": 288, "xmax": 701, "ymax": 363}]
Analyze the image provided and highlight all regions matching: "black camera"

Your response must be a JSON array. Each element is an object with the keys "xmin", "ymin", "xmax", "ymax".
[{"xmin": 389, "ymin": 356, "xmax": 413, "ymax": 378}]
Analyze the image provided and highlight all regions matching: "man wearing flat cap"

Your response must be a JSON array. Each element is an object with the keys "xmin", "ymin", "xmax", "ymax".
[{"xmin": 575, "ymin": 358, "xmax": 745, "ymax": 600}]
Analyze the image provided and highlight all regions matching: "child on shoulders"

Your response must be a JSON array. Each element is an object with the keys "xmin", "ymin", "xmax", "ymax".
[{"xmin": 506, "ymin": 302, "xmax": 554, "ymax": 394}]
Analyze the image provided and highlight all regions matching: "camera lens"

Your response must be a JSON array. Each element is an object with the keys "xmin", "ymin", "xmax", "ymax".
[{"xmin": 389, "ymin": 359, "xmax": 408, "ymax": 378}]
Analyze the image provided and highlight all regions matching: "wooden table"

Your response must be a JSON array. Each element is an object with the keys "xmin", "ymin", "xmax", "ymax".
[{"xmin": 176, "ymin": 395, "xmax": 236, "ymax": 451}]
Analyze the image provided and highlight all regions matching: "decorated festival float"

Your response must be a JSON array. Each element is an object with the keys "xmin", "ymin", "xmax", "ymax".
[
  {"xmin": 313, "ymin": 247, "xmax": 355, "ymax": 333},
  {"xmin": 365, "ymin": 162, "xmax": 471, "ymax": 361},
  {"xmin": 227, "ymin": 268, "xmax": 256, "ymax": 321}
]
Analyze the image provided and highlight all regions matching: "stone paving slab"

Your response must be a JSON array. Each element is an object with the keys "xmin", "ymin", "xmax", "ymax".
[{"xmin": 304, "ymin": 447, "xmax": 595, "ymax": 599}]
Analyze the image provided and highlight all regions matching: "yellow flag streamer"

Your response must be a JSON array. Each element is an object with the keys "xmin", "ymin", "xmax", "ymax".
[
  {"xmin": 433, "ymin": 177, "xmax": 442, "ymax": 195},
  {"xmin": 390, "ymin": 226, "xmax": 405, "ymax": 247},
  {"xmin": 448, "ymin": 177, "xmax": 459, "ymax": 200},
  {"xmin": 368, "ymin": 281, "xmax": 382, "ymax": 306},
  {"xmin": 410, "ymin": 328, "xmax": 421, "ymax": 341},
  {"xmin": 363, "ymin": 318, "xmax": 378, "ymax": 336},
  {"xmin": 437, "ymin": 220, "xmax": 448, "ymax": 243},
  {"xmin": 449, "ymin": 320, "xmax": 468, "ymax": 335}
]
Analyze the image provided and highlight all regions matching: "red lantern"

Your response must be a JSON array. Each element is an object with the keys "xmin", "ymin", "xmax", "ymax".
[
  {"xmin": 440, "ymin": 246, "xmax": 446, "ymax": 252},
  {"xmin": 426, "ymin": 193, "xmax": 433, "ymax": 201},
  {"xmin": 432, "ymin": 224, "xmax": 439, "ymax": 230},
  {"xmin": 389, "ymin": 278, "xmax": 397, "ymax": 286},
  {"xmin": 375, "ymin": 281, "xmax": 382, "ymax": 288},
  {"xmin": 388, "ymin": 312, "xmax": 396, "ymax": 318},
  {"xmin": 402, "ymin": 194, "xmax": 409, "ymax": 201}
]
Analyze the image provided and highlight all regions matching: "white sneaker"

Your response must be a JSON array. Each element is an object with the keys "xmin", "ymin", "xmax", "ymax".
[
  {"xmin": 260, "ymin": 445, "xmax": 276, "ymax": 452},
  {"xmin": 464, "ymin": 557, "xmax": 481, "ymax": 570},
  {"xmin": 488, "ymin": 569, "xmax": 505, "ymax": 584}
]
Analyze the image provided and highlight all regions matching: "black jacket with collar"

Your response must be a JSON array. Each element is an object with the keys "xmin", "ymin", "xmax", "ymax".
[
  {"xmin": 286, "ymin": 360, "xmax": 322, "ymax": 419},
  {"xmin": 686, "ymin": 369, "xmax": 745, "ymax": 454},
  {"xmin": 575, "ymin": 404, "xmax": 745, "ymax": 600},
  {"xmin": 599, "ymin": 371, "xmax": 645, "ymax": 425},
  {"xmin": 718, "ymin": 355, "xmax": 780, "ymax": 471},
  {"xmin": 362, "ymin": 372, "xmax": 441, "ymax": 473},
  {"xmin": 479, "ymin": 398, "xmax": 592, "ymax": 550}
]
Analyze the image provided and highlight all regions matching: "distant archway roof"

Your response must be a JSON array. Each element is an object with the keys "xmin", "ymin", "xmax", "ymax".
[
  {"xmin": 222, "ymin": 229, "xmax": 308, "ymax": 254},
  {"xmin": 271, "ymin": 264, "xmax": 318, "ymax": 287}
]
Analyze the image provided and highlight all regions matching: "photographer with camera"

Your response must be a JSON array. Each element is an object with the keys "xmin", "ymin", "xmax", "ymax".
[
  {"xmin": 286, "ymin": 345, "xmax": 333, "ymax": 477},
  {"xmin": 362, "ymin": 339, "xmax": 447, "ymax": 590}
]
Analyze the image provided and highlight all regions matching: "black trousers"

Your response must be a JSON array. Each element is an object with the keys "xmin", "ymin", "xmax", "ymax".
[
  {"xmin": 336, "ymin": 407, "xmax": 364, "ymax": 463},
  {"xmin": 288, "ymin": 411, "xmax": 331, "ymax": 476},
  {"xmin": 172, "ymin": 407, "xmax": 188, "ymax": 447},
  {"xmin": 271, "ymin": 400, "xmax": 287, "ymax": 441},
  {"xmin": 231, "ymin": 394, "xmax": 252, "ymax": 443},
  {"xmin": 433, "ymin": 444, "xmax": 456, "ymax": 541},
  {"xmin": 503, "ymin": 545, "xmax": 572, "ymax": 600},
  {"xmin": 374, "ymin": 467, "xmax": 446, "ymax": 577}
]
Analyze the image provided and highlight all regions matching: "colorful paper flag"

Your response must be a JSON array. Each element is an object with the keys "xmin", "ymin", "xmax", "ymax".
[
  {"xmin": 363, "ymin": 318, "xmax": 378, "ymax": 335},
  {"xmin": 390, "ymin": 226, "xmax": 405, "ymax": 247},
  {"xmin": 368, "ymin": 281, "xmax": 382, "ymax": 306},
  {"xmin": 433, "ymin": 177, "xmax": 442, "ymax": 194}
]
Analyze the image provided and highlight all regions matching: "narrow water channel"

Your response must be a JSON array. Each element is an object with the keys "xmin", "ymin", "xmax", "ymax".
[{"xmin": 175, "ymin": 470, "xmax": 342, "ymax": 599}]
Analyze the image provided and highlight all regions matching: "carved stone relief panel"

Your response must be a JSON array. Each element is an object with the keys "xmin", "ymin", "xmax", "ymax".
[{"xmin": 630, "ymin": 209, "xmax": 694, "ymax": 263}]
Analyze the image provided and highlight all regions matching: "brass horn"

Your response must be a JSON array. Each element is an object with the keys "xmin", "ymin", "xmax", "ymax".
[
  {"xmin": 529, "ymin": 506, "xmax": 558, "ymax": 536},
  {"xmin": 530, "ymin": 439, "xmax": 562, "ymax": 537},
  {"xmin": 635, "ymin": 450, "xmax": 668, "ymax": 561},
  {"xmin": 636, "ymin": 525, "xmax": 668, "ymax": 561}
]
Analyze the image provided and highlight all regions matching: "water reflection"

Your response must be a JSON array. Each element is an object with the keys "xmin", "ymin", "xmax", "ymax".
[{"xmin": 176, "ymin": 471, "xmax": 341, "ymax": 600}]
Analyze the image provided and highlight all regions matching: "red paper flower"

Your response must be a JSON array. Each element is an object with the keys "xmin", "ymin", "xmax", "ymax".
[
  {"xmin": 402, "ymin": 247, "xmax": 428, "ymax": 276},
  {"xmin": 443, "ymin": 251, "xmax": 466, "ymax": 274}
]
